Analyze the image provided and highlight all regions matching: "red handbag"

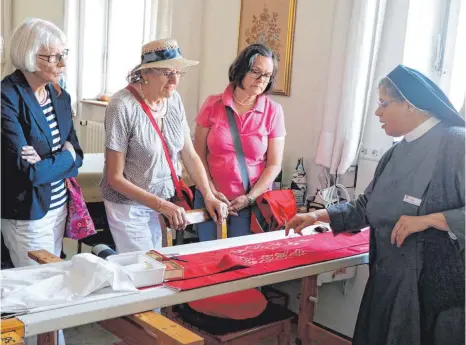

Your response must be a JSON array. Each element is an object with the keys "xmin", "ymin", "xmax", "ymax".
[
  {"xmin": 250, "ymin": 189, "xmax": 297, "ymax": 234},
  {"xmin": 224, "ymin": 106, "xmax": 296, "ymax": 233},
  {"xmin": 126, "ymin": 86, "xmax": 193, "ymax": 210}
]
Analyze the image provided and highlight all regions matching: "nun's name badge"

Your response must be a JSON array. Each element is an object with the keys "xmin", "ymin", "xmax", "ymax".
[{"xmin": 403, "ymin": 195, "xmax": 422, "ymax": 206}]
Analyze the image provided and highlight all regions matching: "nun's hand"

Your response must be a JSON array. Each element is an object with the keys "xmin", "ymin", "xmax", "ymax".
[
  {"xmin": 285, "ymin": 209, "xmax": 331, "ymax": 236},
  {"xmin": 285, "ymin": 213, "xmax": 318, "ymax": 236},
  {"xmin": 391, "ymin": 215, "xmax": 430, "ymax": 247}
]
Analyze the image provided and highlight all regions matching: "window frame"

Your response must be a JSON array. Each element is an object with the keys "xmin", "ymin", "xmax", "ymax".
[{"xmin": 102, "ymin": 0, "xmax": 152, "ymax": 95}]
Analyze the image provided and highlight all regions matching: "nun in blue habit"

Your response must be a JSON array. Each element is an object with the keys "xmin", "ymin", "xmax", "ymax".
[{"xmin": 286, "ymin": 65, "xmax": 465, "ymax": 345}]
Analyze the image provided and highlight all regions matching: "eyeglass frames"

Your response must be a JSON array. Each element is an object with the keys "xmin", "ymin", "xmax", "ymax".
[
  {"xmin": 36, "ymin": 49, "xmax": 69, "ymax": 63},
  {"xmin": 249, "ymin": 69, "xmax": 273, "ymax": 81}
]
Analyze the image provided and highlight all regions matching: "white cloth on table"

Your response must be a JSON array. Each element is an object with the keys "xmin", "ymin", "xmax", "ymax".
[{"xmin": 1, "ymin": 253, "xmax": 137, "ymax": 313}]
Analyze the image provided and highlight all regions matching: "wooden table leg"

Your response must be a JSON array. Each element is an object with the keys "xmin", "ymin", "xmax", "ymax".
[
  {"xmin": 37, "ymin": 332, "xmax": 57, "ymax": 345},
  {"xmin": 297, "ymin": 274, "xmax": 352, "ymax": 345},
  {"xmin": 296, "ymin": 275, "xmax": 317, "ymax": 345}
]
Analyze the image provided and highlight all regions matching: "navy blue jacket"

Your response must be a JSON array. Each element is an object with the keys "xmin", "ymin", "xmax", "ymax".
[{"xmin": 1, "ymin": 70, "xmax": 83, "ymax": 220}]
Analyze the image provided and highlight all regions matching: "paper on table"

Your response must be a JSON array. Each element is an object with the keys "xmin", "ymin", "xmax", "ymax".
[{"xmin": 0, "ymin": 253, "xmax": 138, "ymax": 313}]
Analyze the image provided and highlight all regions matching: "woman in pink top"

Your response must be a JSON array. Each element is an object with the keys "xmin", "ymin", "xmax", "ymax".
[{"xmin": 194, "ymin": 44, "xmax": 286, "ymax": 241}]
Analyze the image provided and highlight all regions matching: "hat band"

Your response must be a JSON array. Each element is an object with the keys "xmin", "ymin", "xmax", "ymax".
[{"xmin": 141, "ymin": 47, "xmax": 181, "ymax": 65}]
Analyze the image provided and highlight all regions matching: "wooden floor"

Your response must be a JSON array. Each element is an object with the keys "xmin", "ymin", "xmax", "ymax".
[{"xmin": 63, "ymin": 322, "xmax": 326, "ymax": 345}]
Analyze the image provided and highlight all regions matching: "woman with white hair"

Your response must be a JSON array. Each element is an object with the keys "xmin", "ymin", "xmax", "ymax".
[
  {"xmin": 1, "ymin": 18, "xmax": 83, "ymax": 270},
  {"xmin": 101, "ymin": 38, "xmax": 227, "ymax": 253}
]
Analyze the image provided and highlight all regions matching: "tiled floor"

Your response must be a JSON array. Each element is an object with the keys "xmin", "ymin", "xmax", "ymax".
[{"xmin": 64, "ymin": 323, "xmax": 119, "ymax": 345}]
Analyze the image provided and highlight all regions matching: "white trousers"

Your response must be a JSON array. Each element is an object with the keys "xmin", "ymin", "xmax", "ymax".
[
  {"xmin": 104, "ymin": 200, "xmax": 162, "ymax": 253},
  {"xmin": 1, "ymin": 204, "xmax": 67, "ymax": 345},
  {"xmin": 1, "ymin": 204, "xmax": 67, "ymax": 267}
]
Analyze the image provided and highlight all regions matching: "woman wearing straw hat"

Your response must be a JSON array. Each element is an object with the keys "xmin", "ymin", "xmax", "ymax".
[
  {"xmin": 286, "ymin": 65, "xmax": 465, "ymax": 345},
  {"xmin": 101, "ymin": 38, "xmax": 227, "ymax": 253}
]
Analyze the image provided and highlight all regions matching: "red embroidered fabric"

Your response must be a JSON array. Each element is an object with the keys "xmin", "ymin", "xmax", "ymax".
[{"xmin": 165, "ymin": 230, "xmax": 369, "ymax": 291}]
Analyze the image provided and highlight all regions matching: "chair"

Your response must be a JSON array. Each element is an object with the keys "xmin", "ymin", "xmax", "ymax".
[
  {"xmin": 172, "ymin": 302, "xmax": 293, "ymax": 345},
  {"xmin": 160, "ymin": 209, "xmax": 227, "ymax": 247},
  {"xmin": 1, "ymin": 235, "xmax": 14, "ymax": 269},
  {"xmin": 77, "ymin": 202, "xmax": 116, "ymax": 253},
  {"xmin": 160, "ymin": 209, "xmax": 293, "ymax": 345}
]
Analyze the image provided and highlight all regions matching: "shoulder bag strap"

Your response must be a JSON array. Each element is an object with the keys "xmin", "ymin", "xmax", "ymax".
[
  {"xmin": 225, "ymin": 106, "xmax": 269, "ymax": 230},
  {"xmin": 126, "ymin": 85, "xmax": 183, "ymax": 199},
  {"xmin": 225, "ymin": 106, "xmax": 250, "ymax": 193}
]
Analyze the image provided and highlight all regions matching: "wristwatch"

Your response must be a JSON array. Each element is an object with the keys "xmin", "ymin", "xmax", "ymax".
[{"xmin": 246, "ymin": 195, "xmax": 255, "ymax": 207}]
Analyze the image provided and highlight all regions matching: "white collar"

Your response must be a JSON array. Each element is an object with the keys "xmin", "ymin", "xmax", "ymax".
[{"xmin": 404, "ymin": 117, "xmax": 441, "ymax": 142}]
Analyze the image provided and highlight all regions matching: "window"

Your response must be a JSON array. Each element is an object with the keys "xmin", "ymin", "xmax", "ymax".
[
  {"xmin": 403, "ymin": 0, "xmax": 465, "ymax": 109},
  {"xmin": 445, "ymin": 0, "xmax": 465, "ymax": 109},
  {"xmin": 105, "ymin": 0, "xmax": 147, "ymax": 94},
  {"xmin": 388, "ymin": 0, "xmax": 465, "ymax": 144},
  {"xmin": 76, "ymin": 0, "xmax": 171, "ymax": 100}
]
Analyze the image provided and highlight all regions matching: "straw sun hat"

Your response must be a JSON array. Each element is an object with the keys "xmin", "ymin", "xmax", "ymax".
[{"xmin": 134, "ymin": 38, "xmax": 199, "ymax": 72}]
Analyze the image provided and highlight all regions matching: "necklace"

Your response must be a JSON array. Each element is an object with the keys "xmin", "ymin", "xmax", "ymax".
[
  {"xmin": 232, "ymin": 92, "xmax": 256, "ymax": 106},
  {"xmin": 139, "ymin": 82, "xmax": 165, "ymax": 112}
]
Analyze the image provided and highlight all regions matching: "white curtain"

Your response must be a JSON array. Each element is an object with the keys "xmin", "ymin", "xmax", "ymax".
[
  {"xmin": 148, "ymin": 0, "xmax": 174, "ymax": 40},
  {"xmin": 315, "ymin": 0, "xmax": 388, "ymax": 175}
]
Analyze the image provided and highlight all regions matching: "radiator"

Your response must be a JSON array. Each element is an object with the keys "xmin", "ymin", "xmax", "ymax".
[{"xmin": 79, "ymin": 120, "xmax": 105, "ymax": 153}]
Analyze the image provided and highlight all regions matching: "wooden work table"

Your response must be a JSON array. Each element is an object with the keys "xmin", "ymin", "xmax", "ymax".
[{"xmin": 1, "ymin": 227, "xmax": 366, "ymax": 345}]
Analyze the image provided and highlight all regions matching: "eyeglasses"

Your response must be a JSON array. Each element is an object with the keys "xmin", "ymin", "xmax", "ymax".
[
  {"xmin": 150, "ymin": 69, "xmax": 187, "ymax": 78},
  {"xmin": 377, "ymin": 99, "xmax": 398, "ymax": 108},
  {"xmin": 36, "ymin": 49, "xmax": 69, "ymax": 63},
  {"xmin": 249, "ymin": 69, "xmax": 273, "ymax": 81}
]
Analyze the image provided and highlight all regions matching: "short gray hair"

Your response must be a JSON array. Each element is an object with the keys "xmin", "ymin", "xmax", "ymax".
[{"xmin": 10, "ymin": 18, "xmax": 66, "ymax": 72}]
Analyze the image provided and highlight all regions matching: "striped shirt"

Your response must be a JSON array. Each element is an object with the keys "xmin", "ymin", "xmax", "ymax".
[{"xmin": 40, "ymin": 91, "xmax": 68, "ymax": 210}]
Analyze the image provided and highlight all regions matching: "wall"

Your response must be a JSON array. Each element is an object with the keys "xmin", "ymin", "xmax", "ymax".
[
  {"xmin": 170, "ymin": 0, "xmax": 205, "ymax": 132},
  {"xmin": 12, "ymin": 0, "xmax": 64, "ymax": 30},
  {"xmin": 1, "ymin": 0, "xmax": 65, "ymax": 77}
]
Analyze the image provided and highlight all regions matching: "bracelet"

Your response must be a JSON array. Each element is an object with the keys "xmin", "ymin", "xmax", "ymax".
[{"xmin": 246, "ymin": 195, "xmax": 255, "ymax": 206}]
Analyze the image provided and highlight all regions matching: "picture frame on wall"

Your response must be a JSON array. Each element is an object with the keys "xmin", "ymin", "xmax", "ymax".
[{"xmin": 238, "ymin": 0, "xmax": 297, "ymax": 96}]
